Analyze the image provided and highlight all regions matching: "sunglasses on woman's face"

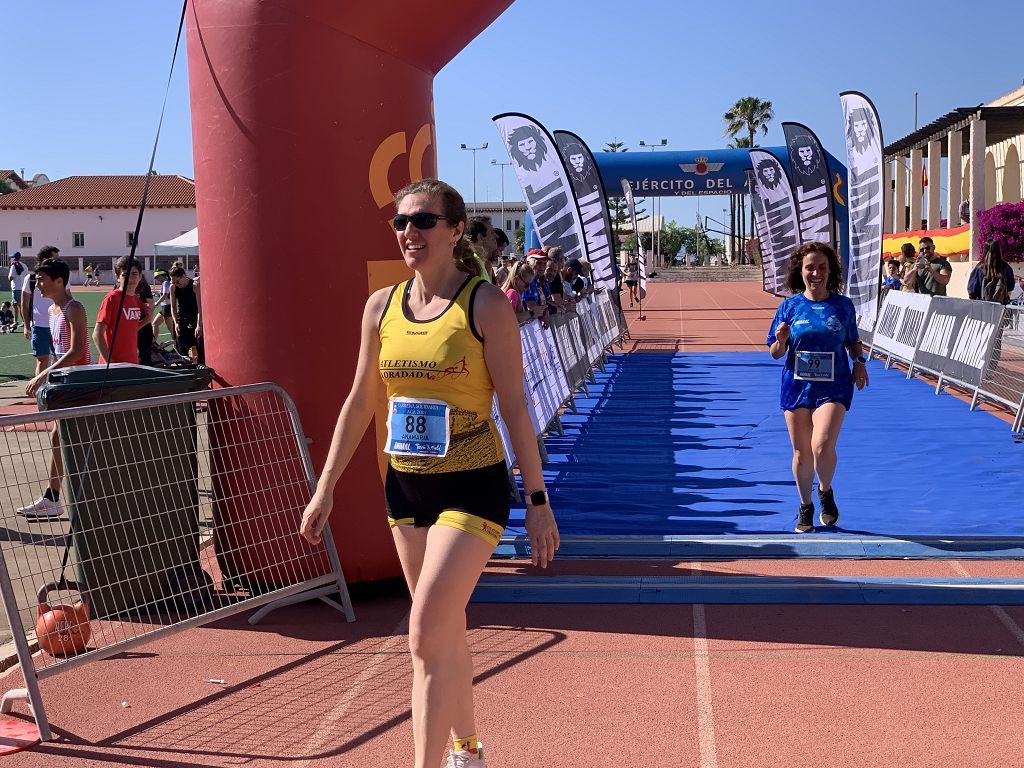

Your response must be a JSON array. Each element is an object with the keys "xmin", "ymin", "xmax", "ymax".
[{"xmin": 392, "ymin": 212, "xmax": 450, "ymax": 231}]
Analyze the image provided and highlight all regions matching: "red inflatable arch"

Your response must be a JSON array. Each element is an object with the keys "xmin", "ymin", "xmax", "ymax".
[{"xmin": 185, "ymin": 1, "xmax": 513, "ymax": 582}]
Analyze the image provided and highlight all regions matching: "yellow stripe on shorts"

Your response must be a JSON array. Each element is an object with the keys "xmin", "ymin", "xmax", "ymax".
[{"xmin": 436, "ymin": 510, "xmax": 504, "ymax": 548}]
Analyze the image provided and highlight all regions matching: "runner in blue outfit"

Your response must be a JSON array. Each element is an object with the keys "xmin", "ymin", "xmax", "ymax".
[{"xmin": 767, "ymin": 242, "xmax": 869, "ymax": 533}]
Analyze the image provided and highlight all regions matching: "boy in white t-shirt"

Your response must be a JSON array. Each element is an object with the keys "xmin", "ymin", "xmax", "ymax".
[
  {"xmin": 7, "ymin": 252, "xmax": 29, "ymax": 328},
  {"xmin": 21, "ymin": 246, "xmax": 59, "ymax": 376}
]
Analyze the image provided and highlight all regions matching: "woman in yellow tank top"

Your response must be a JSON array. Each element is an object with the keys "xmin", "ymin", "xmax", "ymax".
[{"xmin": 300, "ymin": 179, "xmax": 558, "ymax": 768}]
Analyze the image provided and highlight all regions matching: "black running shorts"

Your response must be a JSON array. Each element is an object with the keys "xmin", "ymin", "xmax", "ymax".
[{"xmin": 385, "ymin": 461, "xmax": 510, "ymax": 547}]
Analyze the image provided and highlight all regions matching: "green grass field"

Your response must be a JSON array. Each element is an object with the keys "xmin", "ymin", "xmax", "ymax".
[{"xmin": 0, "ymin": 288, "xmax": 172, "ymax": 383}]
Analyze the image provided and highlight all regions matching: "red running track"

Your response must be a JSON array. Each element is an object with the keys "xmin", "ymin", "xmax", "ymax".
[{"xmin": 3, "ymin": 280, "xmax": 1023, "ymax": 766}]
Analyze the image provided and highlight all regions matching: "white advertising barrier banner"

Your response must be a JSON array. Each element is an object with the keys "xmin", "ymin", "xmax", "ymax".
[
  {"xmin": 913, "ymin": 297, "xmax": 1005, "ymax": 387},
  {"xmin": 519, "ymin": 320, "xmax": 571, "ymax": 433},
  {"xmin": 598, "ymin": 290, "xmax": 618, "ymax": 348},
  {"xmin": 520, "ymin": 321, "xmax": 552, "ymax": 434},
  {"xmin": 590, "ymin": 292, "xmax": 613, "ymax": 349},
  {"xmin": 490, "ymin": 395, "xmax": 516, "ymax": 467},
  {"xmin": 576, "ymin": 300, "xmax": 604, "ymax": 367},
  {"xmin": 536, "ymin": 321, "xmax": 570, "ymax": 420},
  {"xmin": 870, "ymin": 291, "xmax": 932, "ymax": 362}
]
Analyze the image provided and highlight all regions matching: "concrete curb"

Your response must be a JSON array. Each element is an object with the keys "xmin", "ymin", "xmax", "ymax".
[{"xmin": 0, "ymin": 638, "xmax": 38, "ymax": 676}]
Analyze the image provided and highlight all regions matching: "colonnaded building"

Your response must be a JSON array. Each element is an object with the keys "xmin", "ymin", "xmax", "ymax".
[{"xmin": 884, "ymin": 83, "xmax": 1024, "ymax": 297}]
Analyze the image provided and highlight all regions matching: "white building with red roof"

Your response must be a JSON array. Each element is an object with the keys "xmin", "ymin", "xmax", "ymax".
[{"xmin": 0, "ymin": 175, "xmax": 196, "ymax": 283}]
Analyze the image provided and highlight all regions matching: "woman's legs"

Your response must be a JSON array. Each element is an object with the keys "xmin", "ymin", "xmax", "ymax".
[
  {"xmin": 151, "ymin": 313, "xmax": 165, "ymax": 341},
  {"xmin": 810, "ymin": 402, "xmax": 846, "ymax": 492},
  {"xmin": 783, "ymin": 408, "xmax": 814, "ymax": 504},
  {"xmin": 393, "ymin": 525, "xmax": 494, "ymax": 767}
]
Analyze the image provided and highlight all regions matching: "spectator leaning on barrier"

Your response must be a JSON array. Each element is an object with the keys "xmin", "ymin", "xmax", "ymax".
[
  {"xmin": 18, "ymin": 258, "xmax": 92, "ymax": 520},
  {"xmin": 903, "ymin": 236, "xmax": 952, "ymax": 296},
  {"xmin": 22, "ymin": 246, "xmax": 60, "ymax": 377},
  {"xmin": 7, "ymin": 251, "xmax": 29, "ymax": 328},
  {"xmin": 968, "ymin": 240, "xmax": 1016, "ymax": 305},
  {"xmin": 523, "ymin": 249, "xmax": 550, "ymax": 325},
  {"xmin": 543, "ymin": 250, "xmax": 566, "ymax": 310},
  {"xmin": 564, "ymin": 258, "xmax": 593, "ymax": 299},
  {"xmin": 94, "ymin": 256, "xmax": 145, "ymax": 365},
  {"xmin": 501, "ymin": 261, "xmax": 536, "ymax": 323}
]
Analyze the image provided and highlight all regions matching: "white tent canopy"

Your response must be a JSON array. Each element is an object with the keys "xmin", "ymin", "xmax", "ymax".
[{"xmin": 154, "ymin": 227, "xmax": 198, "ymax": 257}]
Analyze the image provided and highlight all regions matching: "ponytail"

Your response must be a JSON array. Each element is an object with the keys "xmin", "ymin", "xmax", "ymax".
[{"xmin": 454, "ymin": 237, "xmax": 482, "ymax": 276}]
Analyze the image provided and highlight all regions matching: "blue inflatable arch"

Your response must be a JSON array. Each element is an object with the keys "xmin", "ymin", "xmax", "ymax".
[{"xmin": 526, "ymin": 146, "xmax": 849, "ymax": 267}]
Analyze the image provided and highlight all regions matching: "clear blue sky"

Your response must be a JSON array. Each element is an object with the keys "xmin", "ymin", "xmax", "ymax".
[{"xmin": 4, "ymin": 0, "xmax": 1023, "ymax": 230}]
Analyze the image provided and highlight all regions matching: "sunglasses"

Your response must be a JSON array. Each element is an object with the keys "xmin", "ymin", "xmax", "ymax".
[{"xmin": 392, "ymin": 212, "xmax": 450, "ymax": 231}]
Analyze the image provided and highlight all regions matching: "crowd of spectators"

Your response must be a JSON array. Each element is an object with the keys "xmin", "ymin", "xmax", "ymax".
[
  {"xmin": 881, "ymin": 236, "xmax": 1024, "ymax": 304},
  {"xmin": 462, "ymin": 214, "xmax": 607, "ymax": 328}
]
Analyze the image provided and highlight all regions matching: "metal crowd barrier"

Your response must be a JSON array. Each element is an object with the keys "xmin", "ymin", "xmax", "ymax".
[
  {"xmin": 506, "ymin": 291, "xmax": 629, "ymax": 466},
  {"xmin": 0, "ymin": 383, "xmax": 353, "ymax": 741},
  {"xmin": 866, "ymin": 291, "xmax": 1023, "ymax": 437},
  {"xmin": 976, "ymin": 305, "xmax": 1024, "ymax": 435}
]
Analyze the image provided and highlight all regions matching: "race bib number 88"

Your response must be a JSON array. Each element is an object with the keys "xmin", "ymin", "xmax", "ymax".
[
  {"xmin": 385, "ymin": 397, "xmax": 451, "ymax": 458},
  {"xmin": 794, "ymin": 351, "xmax": 834, "ymax": 382}
]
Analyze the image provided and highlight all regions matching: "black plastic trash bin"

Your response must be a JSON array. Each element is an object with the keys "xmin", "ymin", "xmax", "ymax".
[{"xmin": 38, "ymin": 363, "xmax": 215, "ymax": 619}]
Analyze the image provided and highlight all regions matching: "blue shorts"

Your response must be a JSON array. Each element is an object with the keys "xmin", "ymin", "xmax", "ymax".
[
  {"xmin": 11, "ymin": 289, "xmax": 21, "ymax": 304},
  {"xmin": 30, "ymin": 325, "xmax": 52, "ymax": 358},
  {"xmin": 784, "ymin": 383, "xmax": 852, "ymax": 412}
]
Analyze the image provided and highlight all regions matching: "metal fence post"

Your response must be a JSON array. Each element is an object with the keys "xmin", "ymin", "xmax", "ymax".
[{"xmin": 0, "ymin": 554, "xmax": 51, "ymax": 741}]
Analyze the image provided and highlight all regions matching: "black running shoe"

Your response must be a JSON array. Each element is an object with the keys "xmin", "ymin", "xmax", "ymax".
[
  {"xmin": 795, "ymin": 503, "xmax": 815, "ymax": 533},
  {"xmin": 818, "ymin": 486, "xmax": 839, "ymax": 527}
]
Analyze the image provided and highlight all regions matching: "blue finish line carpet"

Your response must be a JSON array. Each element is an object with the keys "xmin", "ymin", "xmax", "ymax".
[{"xmin": 504, "ymin": 352, "xmax": 1022, "ymax": 558}]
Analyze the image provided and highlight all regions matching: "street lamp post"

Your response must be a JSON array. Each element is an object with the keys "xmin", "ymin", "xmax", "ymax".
[
  {"xmin": 639, "ymin": 139, "xmax": 668, "ymax": 267},
  {"xmin": 491, "ymin": 159, "xmax": 512, "ymax": 231},
  {"xmin": 460, "ymin": 142, "xmax": 488, "ymax": 216}
]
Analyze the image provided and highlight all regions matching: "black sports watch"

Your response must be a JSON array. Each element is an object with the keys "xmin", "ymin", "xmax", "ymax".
[
  {"xmin": 527, "ymin": 489, "xmax": 549, "ymax": 507},
  {"xmin": 854, "ymin": 356, "xmax": 867, "ymax": 365}
]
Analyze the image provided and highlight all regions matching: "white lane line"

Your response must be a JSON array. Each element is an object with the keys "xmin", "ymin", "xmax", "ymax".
[
  {"xmin": 691, "ymin": 563, "xmax": 719, "ymax": 768},
  {"xmin": 295, "ymin": 612, "xmax": 410, "ymax": 768},
  {"xmin": 949, "ymin": 561, "xmax": 1024, "ymax": 648}
]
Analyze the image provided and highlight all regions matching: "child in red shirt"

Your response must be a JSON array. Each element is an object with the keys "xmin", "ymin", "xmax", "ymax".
[{"xmin": 93, "ymin": 256, "xmax": 145, "ymax": 364}]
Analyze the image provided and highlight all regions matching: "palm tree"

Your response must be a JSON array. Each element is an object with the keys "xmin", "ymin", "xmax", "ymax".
[
  {"xmin": 723, "ymin": 97, "xmax": 774, "ymax": 147},
  {"xmin": 724, "ymin": 99, "xmax": 773, "ymax": 264}
]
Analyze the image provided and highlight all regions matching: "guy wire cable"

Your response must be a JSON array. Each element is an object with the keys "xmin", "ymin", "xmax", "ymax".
[{"xmin": 54, "ymin": 0, "xmax": 190, "ymax": 588}]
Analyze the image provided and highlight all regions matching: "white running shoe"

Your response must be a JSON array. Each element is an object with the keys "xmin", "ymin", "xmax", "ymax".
[
  {"xmin": 16, "ymin": 496, "xmax": 65, "ymax": 519},
  {"xmin": 447, "ymin": 742, "xmax": 485, "ymax": 768}
]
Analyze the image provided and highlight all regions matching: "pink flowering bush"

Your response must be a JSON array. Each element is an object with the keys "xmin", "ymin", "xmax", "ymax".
[{"xmin": 975, "ymin": 202, "xmax": 1024, "ymax": 262}]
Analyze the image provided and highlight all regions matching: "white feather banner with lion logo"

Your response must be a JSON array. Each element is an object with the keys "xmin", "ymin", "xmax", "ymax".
[
  {"xmin": 493, "ymin": 113, "xmax": 588, "ymax": 262},
  {"xmin": 840, "ymin": 91, "xmax": 884, "ymax": 332},
  {"xmin": 749, "ymin": 149, "xmax": 799, "ymax": 297}
]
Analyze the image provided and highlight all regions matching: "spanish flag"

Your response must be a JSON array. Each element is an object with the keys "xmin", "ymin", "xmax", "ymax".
[{"xmin": 883, "ymin": 224, "xmax": 970, "ymax": 259}]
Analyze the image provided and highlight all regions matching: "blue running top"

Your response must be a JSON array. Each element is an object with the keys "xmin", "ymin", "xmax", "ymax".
[{"xmin": 766, "ymin": 292, "xmax": 859, "ymax": 411}]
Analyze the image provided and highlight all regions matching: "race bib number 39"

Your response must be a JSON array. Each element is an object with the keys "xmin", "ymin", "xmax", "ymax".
[
  {"xmin": 385, "ymin": 397, "xmax": 451, "ymax": 458},
  {"xmin": 794, "ymin": 351, "xmax": 834, "ymax": 382}
]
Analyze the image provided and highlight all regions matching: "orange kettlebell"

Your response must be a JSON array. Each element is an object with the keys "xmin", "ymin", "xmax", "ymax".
[{"xmin": 35, "ymin": 580, "xmax": 91, "ymax": 657}]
